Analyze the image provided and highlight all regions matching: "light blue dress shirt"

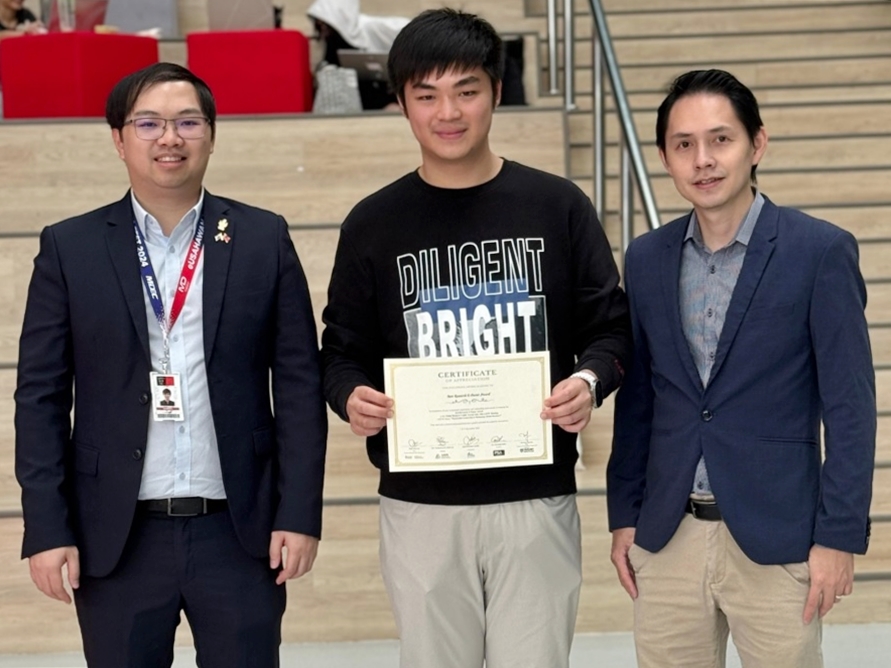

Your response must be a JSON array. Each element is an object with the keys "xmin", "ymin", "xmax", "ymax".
[{"xmin": 131, "ymin": 191, "xmax": 226, "ymax": 500}]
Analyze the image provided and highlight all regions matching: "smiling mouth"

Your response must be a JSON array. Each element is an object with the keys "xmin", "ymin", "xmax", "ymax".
[
  {"xmin": 695, "ymin": 177, "xmax": 722, "ymax": 187},
  {"xmin": 156, "ymin": 156, "xmax": 186, "ymax": 163},
  {"xmin": 436, "ymin": 129, "xmax": 466, "ymax": 139}
]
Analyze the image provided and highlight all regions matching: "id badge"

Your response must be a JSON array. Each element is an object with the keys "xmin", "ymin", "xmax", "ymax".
[{"xmin": 150, "ymin": 372, "xmax": 184, "ymax": 421}]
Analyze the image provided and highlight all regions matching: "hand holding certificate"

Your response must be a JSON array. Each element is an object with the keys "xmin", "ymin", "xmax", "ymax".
[{"xmin": 384, "ymin": 352, "xmax": 552, "ymax": 472}]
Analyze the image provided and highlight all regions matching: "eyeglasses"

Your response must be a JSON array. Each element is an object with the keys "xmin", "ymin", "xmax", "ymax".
[{"xmin": 123, "ymin": 117, "xmax": 210, "ymax": 140}]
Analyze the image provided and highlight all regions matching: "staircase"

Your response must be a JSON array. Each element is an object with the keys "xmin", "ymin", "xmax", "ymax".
[
  {"xmin": 1, "ymin": 0, "xmax": 889, "ymax": 654},
  {"xmin": 531, "ymin": 0, "xmax": 891, "ymax": 615}
]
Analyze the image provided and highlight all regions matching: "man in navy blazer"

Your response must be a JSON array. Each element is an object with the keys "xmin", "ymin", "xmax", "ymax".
[
  {"xmin": 15, "ymin": 63, "xmax": 327, "ymax": 667},
  {"xmin": 607, "ymin": 70, "xmax": 875, "ymax": 667}
]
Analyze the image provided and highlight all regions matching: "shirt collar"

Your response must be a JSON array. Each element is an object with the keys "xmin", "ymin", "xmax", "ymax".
[
  {"xmin": 684, "ymin": 190, "xmax": 765, "ymax": 249},
  {"xmin": 130, "ymin": 189, "xmax": 205, "ymax": 245}
]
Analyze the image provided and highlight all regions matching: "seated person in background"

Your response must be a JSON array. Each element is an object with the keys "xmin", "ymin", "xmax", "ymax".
[
  {"xmin": 0, "ymin": 0, "xmax": 45, "ymax": 39},
  {"xmin": 307, "ymin": 0, "xmax": 408, "ymax": 110}
]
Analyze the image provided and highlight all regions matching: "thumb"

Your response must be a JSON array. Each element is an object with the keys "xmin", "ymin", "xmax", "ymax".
[
  {"xmin": 269, "ymin": 535, "xmax": 283, "ymax": 569},
  {"xmin": 67, "ymin": 549, "xmax": 80, "ymax": 590}
]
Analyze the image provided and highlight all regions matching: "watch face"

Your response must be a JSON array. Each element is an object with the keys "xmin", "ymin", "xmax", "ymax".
[{"xmin": 572, "ymin": 371, "xmax": 602, "ymax": 408}]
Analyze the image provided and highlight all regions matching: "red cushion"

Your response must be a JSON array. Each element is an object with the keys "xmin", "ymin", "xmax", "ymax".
[
  {"xmin": 0, "ymin": 33, "xmax": 159, "ymax": 119},
  {"xmin": 187, "ymin": 30, "xmax": 313, "ymax": 115}
]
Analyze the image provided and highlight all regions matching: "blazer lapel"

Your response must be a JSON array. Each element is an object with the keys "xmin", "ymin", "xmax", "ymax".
[
  {"xmin": 708, "ymin": 198, "xmax": 779, "ymax": 385},
  {"xmin": 661, "ymin": 215, "xmax": 704, "ymax": 393},
  {"xmin": 106, "ymin": 193, "xmax": 151, "ymax": 364},
  {"xmin": 201, "ymin": 193, "xmax": 233, "ymax": 364}
]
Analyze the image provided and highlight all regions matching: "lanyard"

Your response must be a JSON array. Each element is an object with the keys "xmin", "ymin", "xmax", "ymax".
[{"xmin": 133, "ymin": 217, "xmax": 205, "ymax": 372}]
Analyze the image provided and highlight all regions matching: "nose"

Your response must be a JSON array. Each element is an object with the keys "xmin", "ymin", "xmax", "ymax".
[
  {"xmin": 436, "ymin": 95, "xmax": 461, "ymax": 121},
  {"xmin": 694, "ymin": 143, "xmax": 715, "ymax": 169},
  {"xmin": 157, "ymin": 120, "xmax": 184, "ymax": 146}
]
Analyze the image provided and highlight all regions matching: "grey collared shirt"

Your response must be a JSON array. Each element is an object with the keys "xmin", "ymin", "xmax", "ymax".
[{"xmin": 681, "ymin": 191, "xmax": 765, "ymax": 496}]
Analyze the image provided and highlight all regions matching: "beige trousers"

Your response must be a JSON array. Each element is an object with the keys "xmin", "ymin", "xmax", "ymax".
[
  {"xmin": 630, "ymin": 514, "xmax": 823, "ymax": 668},
  {"xmin": 379, "ymin": 495, "xmax": 582, "ymax": 668}
]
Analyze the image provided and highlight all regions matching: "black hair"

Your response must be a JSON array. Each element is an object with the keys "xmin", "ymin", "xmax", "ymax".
[
  {"xmin": 387, "ymin": 8, "xmax": 503, "ymax": 105},
  {"xmin": 105, "ymin": 62, "xmax": 216, "ymax": 139},
  {"xmin": 656, "ymin": 69, "xmax": 763, "ymax": 182}
]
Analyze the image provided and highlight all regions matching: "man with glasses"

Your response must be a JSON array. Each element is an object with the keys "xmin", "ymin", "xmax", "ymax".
[{"xmin": 15, "ymin": 62, "xmax": 327, "ymax": 667}]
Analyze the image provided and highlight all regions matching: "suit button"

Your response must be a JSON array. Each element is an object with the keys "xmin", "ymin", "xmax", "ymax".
[
  {"xmin": 139, "ymin": 393, "xmax": 150, "ymax": 405},
  {"xmin": 701, "ymin": 410, "xmax": 713, "ymax": 422},
  {"xmin": 132, "ymin": 449, "xmax": 144, "ymax": 460}
]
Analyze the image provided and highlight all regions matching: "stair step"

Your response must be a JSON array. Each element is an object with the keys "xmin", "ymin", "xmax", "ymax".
[
  {"xmin": 0, "ymin": 227, "xmax": 344, "ymax": 371},
  {"xmin": 0, "ymin": 371, "xmax": 14, "ymax": 511},
  {"xmin": 575, "ymin": 167, "xmax": 888, "ymax": 210},
  {"xmin": 607, "ymin": 56, "xmax": 891, "ymax": 92},
  {"xmin": 861, "ymin": 242, "xmax": 891, "ymax": 282},
  {"xmin": 604, "ymin": 4, "xmax": 891, "ymax": 37},
  {"xmin": 879, "ymin": 415, "xmax": 891, "ymax": 460},
  {"xmin": 867, "ymin": 282, "xmax": 891, "ymax": 324},
  {"xmin": 525, "ymin": 0, "xmax": 881, "ymax": 15},
  {"xmin": 596, "ymin": 206, "xmax": 891, "ymax": 253},
  {"xmin": 567, "ymin": 103, "xmax": 891, "ymax": 144},
  {"xmin": 805, "ymin": 207, "xmax": 891, "ymax": 241},
  {"xmin": 563, "ymin": 82, "xmax": 891, "ymax": 112},
  {"xmin": 871, "ymin": 327, "xmax": 891, "ymax": 368},
  {"xmin": 861, "ymin": 520, "xmax": 891, "ymax": 575},
  {"xmin": 876, "ymin": 368, "xmax": 891, "ymax": 414},
  {"xmin": 616, "ymin": 85, "xmax": 891, "ymax": 108},
  {"xmin": 569, "ymin": 136, "xmax": 891, "ymax": 180},
  {"xmin": 4, "ymin": 501, "xmax": 890, "ymax": 652},
  {"xmin": 0, "ymin": 109, "xmax": 566, "ymax": 234},
  {"xmin": 563, "ymin": 30, "xmax": 891, "ymax": 67}
]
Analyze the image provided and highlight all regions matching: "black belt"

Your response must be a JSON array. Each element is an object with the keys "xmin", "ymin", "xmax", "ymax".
[
  {"xmin": 685, "ymin": 498, "xmax": 723, "ymax": 522},
  {"xmin": 138, "ymin": 497, "xmax": 228, "ymax": 517}
]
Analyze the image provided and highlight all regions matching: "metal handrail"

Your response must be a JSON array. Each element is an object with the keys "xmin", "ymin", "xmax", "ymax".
[
  {"xmin": 587, "ymin": 0, "xmax": 661, "ymax": 244},
  {"xmin": 546, "ymin": 0, "xmax": 559, "ymax": 95},
  {"xmin": 543, "ymin": 0, "xmax": 661, "ymax": 250},
  {"xmin": 564, "ymin": 0, "xmax": 576, "ymax": 111}
]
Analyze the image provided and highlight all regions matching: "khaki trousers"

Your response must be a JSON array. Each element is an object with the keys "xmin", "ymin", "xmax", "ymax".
[
  {"xmin": 379, "ymin": 495, "xmax": 582, "ymax": 668},
  {"xmin": 630, "ymin": 515, "xmax": 822, "ymax": 668}
]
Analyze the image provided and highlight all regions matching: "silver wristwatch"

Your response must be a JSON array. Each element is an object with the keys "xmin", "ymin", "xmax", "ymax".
[{"xmin": 570, "ymin": 370, "xmax": 603, "ymax": 409}]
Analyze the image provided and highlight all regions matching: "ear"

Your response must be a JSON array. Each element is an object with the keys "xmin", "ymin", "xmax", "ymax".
[
  {"xmin": 658, "ymin": 147, "xmax": 671, "ymax": 174},
  {"xmin": 751, "ymin": 126, "xmax": 768, "ymax": 167},
  {"xmin": 493, "ymin": 80, "xmax": 503, "ymax": 109},
  {"xmin": 111, "ymin": 128, "xmax": 125, "ymax": 160}
]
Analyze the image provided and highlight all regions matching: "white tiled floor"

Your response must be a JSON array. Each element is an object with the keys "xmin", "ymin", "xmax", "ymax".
[{"xmin": 1, "ymin": 624, "xmax": 889, "ymax": 667}]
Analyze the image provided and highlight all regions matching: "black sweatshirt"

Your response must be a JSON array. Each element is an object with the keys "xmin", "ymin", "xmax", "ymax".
[{"xmin": 321, "ymin": 160, "xmax": 631, "ymax": 505}]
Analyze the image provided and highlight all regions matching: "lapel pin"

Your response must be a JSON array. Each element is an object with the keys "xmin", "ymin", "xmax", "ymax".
[{"xmin": 215, "ymin": 219, "xmax": 231, "ymax": 243}]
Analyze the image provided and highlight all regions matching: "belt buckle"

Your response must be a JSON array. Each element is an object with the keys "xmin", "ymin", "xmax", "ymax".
[
  {"xmin": 166, "ymin": 498, "xmax": 204, "ymax": 517},
  {"xmin": 690, "ymin": 501, "xmax": 704, "ymax": 519},
  {"xmin": 690, "ymin": 499, "xmax": 716, "ymax": 520}
]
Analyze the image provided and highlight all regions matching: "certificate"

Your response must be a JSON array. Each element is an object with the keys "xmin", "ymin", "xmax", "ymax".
[{"xmin": 384, "ymin": 352, "xmax": 552, "ymax": 472}]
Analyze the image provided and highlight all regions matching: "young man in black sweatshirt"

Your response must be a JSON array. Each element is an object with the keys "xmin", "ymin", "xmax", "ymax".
[{"xmin": 321, "ymin": 9, "xmax": 631, "ymax": 667}]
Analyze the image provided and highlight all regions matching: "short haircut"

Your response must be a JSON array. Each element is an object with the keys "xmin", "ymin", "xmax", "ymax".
[
  {"xmin": 387, "ymin": 8, "xmax": 504, "ymax": 105},
  {"xmin": 106, "ymin": 62, "xmax": 217, "ymax": 139},
  {"xmin": 656, "ymin": 69, "xmax": 764, "ymax": 182}
]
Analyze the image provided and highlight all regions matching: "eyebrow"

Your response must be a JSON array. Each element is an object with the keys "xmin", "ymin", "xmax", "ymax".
[
  {"xmin": 669, "ymin": 125, "xmax": 734, "ymax": 140},
  {"xmin": 131, "ymin": 108, "xmax": 204, "ymax": 118},
  {"xmin": 411, "ymin": 75, "xmax": 482, "ymax": 91}
]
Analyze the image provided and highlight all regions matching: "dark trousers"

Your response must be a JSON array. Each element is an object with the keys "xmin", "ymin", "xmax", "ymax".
[{"xmin": 74, "ymin": 510, "xmax": 286, "ymax": 668}]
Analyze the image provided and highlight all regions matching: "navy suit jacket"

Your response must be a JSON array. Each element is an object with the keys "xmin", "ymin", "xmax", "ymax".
[
  {"xmin": 607, "ymin": 196, "xmax": 875, "ymax": 565},
  {"xmin": 15, "ymin": 192, "xmax": 328, "ymax": 578}
]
